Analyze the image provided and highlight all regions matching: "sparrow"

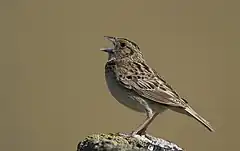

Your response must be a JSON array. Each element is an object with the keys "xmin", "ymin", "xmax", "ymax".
[{"xmin": 100, "ymin": 36, "xmax": 214, "ymax": 135}]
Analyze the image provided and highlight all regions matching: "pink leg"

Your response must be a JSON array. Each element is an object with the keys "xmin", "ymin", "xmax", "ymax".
[{"xmin": 132, "ymin": 112, "xmax": 159, "ymax": 136}]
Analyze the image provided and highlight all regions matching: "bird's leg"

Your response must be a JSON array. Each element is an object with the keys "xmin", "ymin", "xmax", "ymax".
[{"xmin": 131, "ymin": 112, "xmax": 159, "ymax": 136}]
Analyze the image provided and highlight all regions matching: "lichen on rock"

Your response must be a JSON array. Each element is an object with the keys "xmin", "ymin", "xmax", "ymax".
[{"xmin": 77, "ymin": 133, "xmax": 183, "ymax": 151}]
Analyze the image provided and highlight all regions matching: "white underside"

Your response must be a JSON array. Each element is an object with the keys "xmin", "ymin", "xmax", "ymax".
[{"xmin": 105, "ymin": 72, "xmax": 167, "ymax": 114}]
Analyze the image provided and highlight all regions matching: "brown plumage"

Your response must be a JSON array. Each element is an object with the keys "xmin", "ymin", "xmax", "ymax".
[{"xmin": 101, "ymin": 36, "xmax": 214, "ymax": 135}]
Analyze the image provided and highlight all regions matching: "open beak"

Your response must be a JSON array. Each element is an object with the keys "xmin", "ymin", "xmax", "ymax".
[{"xmin": 100, "ymin": 36, "xmax": 116, "ymax": 52}]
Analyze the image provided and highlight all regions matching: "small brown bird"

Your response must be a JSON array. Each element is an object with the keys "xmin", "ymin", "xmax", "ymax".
[{"xmin": 100, "ymin": 36, "xmax": 214, "ymax": 135}]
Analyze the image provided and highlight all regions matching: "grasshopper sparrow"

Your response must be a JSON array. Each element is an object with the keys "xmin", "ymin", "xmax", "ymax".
[{"xmin": 100, "ymin": 36, "xmax": 214, "ymax": 135}]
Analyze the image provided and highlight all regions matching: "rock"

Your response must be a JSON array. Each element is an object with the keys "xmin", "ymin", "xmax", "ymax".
[{"xmin": 77, "ymin": 133, "xmax": 183, "ymax": 151}]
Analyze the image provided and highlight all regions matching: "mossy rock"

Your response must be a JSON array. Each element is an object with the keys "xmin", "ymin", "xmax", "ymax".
[{"xmin": 77, "ymin": 133, "xmax": 183, "ymax": 151}]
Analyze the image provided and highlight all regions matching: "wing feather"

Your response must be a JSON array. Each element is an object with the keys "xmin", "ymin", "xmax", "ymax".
[{"xmin": 115, "ymin": 61, "xmax": 187, "ymax": 107}]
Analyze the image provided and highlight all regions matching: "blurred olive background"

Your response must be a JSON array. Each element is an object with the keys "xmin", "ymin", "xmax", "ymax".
[{"xmin": 0, "ymin": 0, "xmax": 239, "ymax": 151}]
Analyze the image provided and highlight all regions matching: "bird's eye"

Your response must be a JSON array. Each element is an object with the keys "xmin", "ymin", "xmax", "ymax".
[{"xmin": 120, "ymin": 42, "xmax": 126, "ymax": 48}]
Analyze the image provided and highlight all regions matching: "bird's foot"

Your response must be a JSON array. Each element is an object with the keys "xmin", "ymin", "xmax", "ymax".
[
  {"xmin": 118, "ymin": 130, "xmax": 146, "ymax": 137},
  {"xmin": 117, "ymin": 128, "xmax": 147, "ymax": 138},
  {"xmin": 117, "ymin": 132, "xmax": 132, "ymax": 137},
  {"xmin": 135, "ymin": 129, "xmax": 147, "ymax": 136}
]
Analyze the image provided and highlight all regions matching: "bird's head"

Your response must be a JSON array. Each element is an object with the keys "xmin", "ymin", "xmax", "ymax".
[{"xmin": 101, "ymin": 36, "xmax": 143, "ymax": 61}]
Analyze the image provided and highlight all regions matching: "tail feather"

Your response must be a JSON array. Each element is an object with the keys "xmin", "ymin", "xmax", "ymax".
[{"xmin": 185, "ymin": 106, "xmax": 215, "ymax": 132}]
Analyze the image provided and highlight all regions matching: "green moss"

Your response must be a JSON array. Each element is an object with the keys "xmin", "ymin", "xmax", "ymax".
[{"xmin": 81, "ymin": 133, "xmax": 147, "ymax": 150}]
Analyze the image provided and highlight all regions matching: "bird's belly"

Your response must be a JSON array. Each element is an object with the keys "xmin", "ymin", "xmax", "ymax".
[{"xmin": 105, "ymin": 73, "xmax": 146, "ymax": 113}]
